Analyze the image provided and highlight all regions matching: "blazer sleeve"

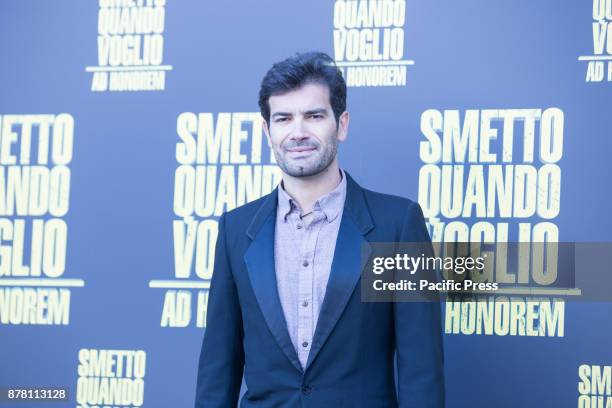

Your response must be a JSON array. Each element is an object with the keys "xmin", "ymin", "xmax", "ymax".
[
  {"xmin": 394, "ymin": 202, "xmax": 445, "ymax": 408},
  {"xmin": 195, "ymin": 213, "xmax": 245, "ymax": 408}
]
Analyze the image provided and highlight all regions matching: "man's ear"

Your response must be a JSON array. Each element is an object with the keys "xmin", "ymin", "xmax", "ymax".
[
  {"xmin": 262, "ymin": 118, "xmax": 271, "ymax": 144},
  {"xmin": 337, "ymin": 111, "xmax": 349, "ymax": 142}
]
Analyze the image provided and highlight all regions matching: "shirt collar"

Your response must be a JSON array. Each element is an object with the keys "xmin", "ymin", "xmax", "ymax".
[{"xmin": 277, "ymin": 168, "xmax": 347, "ymax": 223}]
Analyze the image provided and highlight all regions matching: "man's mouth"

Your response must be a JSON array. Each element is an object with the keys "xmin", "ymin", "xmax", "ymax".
[{"xmin": 286, "ymin": 147, "xmax": 316, "ymax": 153}]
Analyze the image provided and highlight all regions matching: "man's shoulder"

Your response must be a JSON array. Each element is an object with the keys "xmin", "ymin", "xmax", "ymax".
[
  {"xmin": 221, "ymin": 191, "xmax": 275, "ymax": 230},
  {"xmin": 356, "ymin": 184, "xmax": 429, "ymax": 241},
  {"xmin": 359, "ymin": 186, "xmax": 422, "ymax": 221}
]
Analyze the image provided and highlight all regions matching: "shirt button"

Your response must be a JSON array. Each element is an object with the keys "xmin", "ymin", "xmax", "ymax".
[
  {"xmin": 302, "ymin": 300, "xmax": 309, "ymax": 307},
  {"xmin": 302, "ymin": 260, "xmax": 309, "ymax": 267},
  {"xmin": 301, "ymin": 385, "xmax": 312, "ymax": 395},
  {"xmin": 302, "ymin": 341, "xmax": 309, "ymax": 348}
]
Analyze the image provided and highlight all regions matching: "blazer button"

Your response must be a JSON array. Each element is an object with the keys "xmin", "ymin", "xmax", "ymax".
[{"xmin": 301, "ymin": 385, "xmax": 312, "ymax": 395}]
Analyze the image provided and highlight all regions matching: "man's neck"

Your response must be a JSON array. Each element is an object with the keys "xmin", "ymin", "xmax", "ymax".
[{"xmin": 281, "ymin": 161, "xmax": 342, "ymax": 214}]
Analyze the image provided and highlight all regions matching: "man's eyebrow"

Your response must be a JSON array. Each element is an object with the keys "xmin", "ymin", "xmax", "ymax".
[
  {"xmin": 271, "ymin": 112, "xmax": 292, "ymax": 119},
  {"xmin": 304, "ymin": 108, "xmax": 328, "ymax": 115}
]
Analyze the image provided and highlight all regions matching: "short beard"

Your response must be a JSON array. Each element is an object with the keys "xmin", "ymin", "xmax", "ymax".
[{"xmin": 276, "ymin": 139, "xmax": 338, "ymax": 178}]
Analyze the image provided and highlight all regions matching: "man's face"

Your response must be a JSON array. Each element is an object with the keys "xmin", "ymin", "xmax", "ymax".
[{"xmin": 263, "ymin": 82, "xmax": 348, "ymax": 178}]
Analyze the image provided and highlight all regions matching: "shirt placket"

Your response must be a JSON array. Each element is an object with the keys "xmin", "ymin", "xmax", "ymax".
[{"xmin": 294, "ymin": 212, "xmax": 322, "ymax": 367}]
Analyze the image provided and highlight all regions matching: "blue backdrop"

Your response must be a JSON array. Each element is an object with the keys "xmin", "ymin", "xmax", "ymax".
[{"xmin": 0, "ymin": 1, "xmax": 611, "ymax": 407}]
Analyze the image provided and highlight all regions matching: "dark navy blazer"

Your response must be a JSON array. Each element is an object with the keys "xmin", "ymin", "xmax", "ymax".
[{"xmin": 195, "ymin": 172, "xmax": 445, "ymax": 408}]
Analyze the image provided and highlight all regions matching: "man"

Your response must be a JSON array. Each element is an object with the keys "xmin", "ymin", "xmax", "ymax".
[{"xmin": 195, "ymin": 51, "xmax": 444, "ymax": 408}]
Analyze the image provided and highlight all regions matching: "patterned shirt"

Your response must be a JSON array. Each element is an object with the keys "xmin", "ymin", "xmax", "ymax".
[{"xmin": 274, "ymin": 169, "xmax": 347, "ymax": 369}]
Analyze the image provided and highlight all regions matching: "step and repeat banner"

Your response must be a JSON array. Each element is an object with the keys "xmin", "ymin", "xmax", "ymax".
[{"xmin": 1, "ymin": 1, "xmax": 611, "ymax": 407}]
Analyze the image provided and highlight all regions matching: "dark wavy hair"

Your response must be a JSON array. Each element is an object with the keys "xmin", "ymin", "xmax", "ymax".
[{"xmin": 258, "ymin": 51, "xmax": 347, "ymax": 126}]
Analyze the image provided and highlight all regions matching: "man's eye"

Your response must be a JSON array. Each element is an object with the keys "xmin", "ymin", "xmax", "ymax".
[
  {"xmin": 310, "ymin": 114, "xmax": 323, "ymax": 119},
  {"xmin": 276, "ymin": 117, "xmax": 289, "ymax": 122}
]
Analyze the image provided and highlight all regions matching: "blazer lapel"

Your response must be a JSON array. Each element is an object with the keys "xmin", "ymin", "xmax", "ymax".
[
  {"xmin": 305, "ymin": 172, "xmax": 374, "ymax": 371},
  {"xmin": 244, "ymin": 191, "xmax": 303, "ymax": 373}
]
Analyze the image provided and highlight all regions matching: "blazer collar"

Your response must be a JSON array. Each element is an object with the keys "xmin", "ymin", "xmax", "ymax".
[
  {"xmin": 245, "ymin": 171, "xmax": 374, "ymax": 240},
  {"xmin": 243, "ymin": 171, "xmax": 375, "ymax": 373}
]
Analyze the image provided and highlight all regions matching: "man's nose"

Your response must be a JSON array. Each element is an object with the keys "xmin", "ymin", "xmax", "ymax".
[{"xmin": 289, "ymin": 117, "xmax": 308, "ymax": 140}]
